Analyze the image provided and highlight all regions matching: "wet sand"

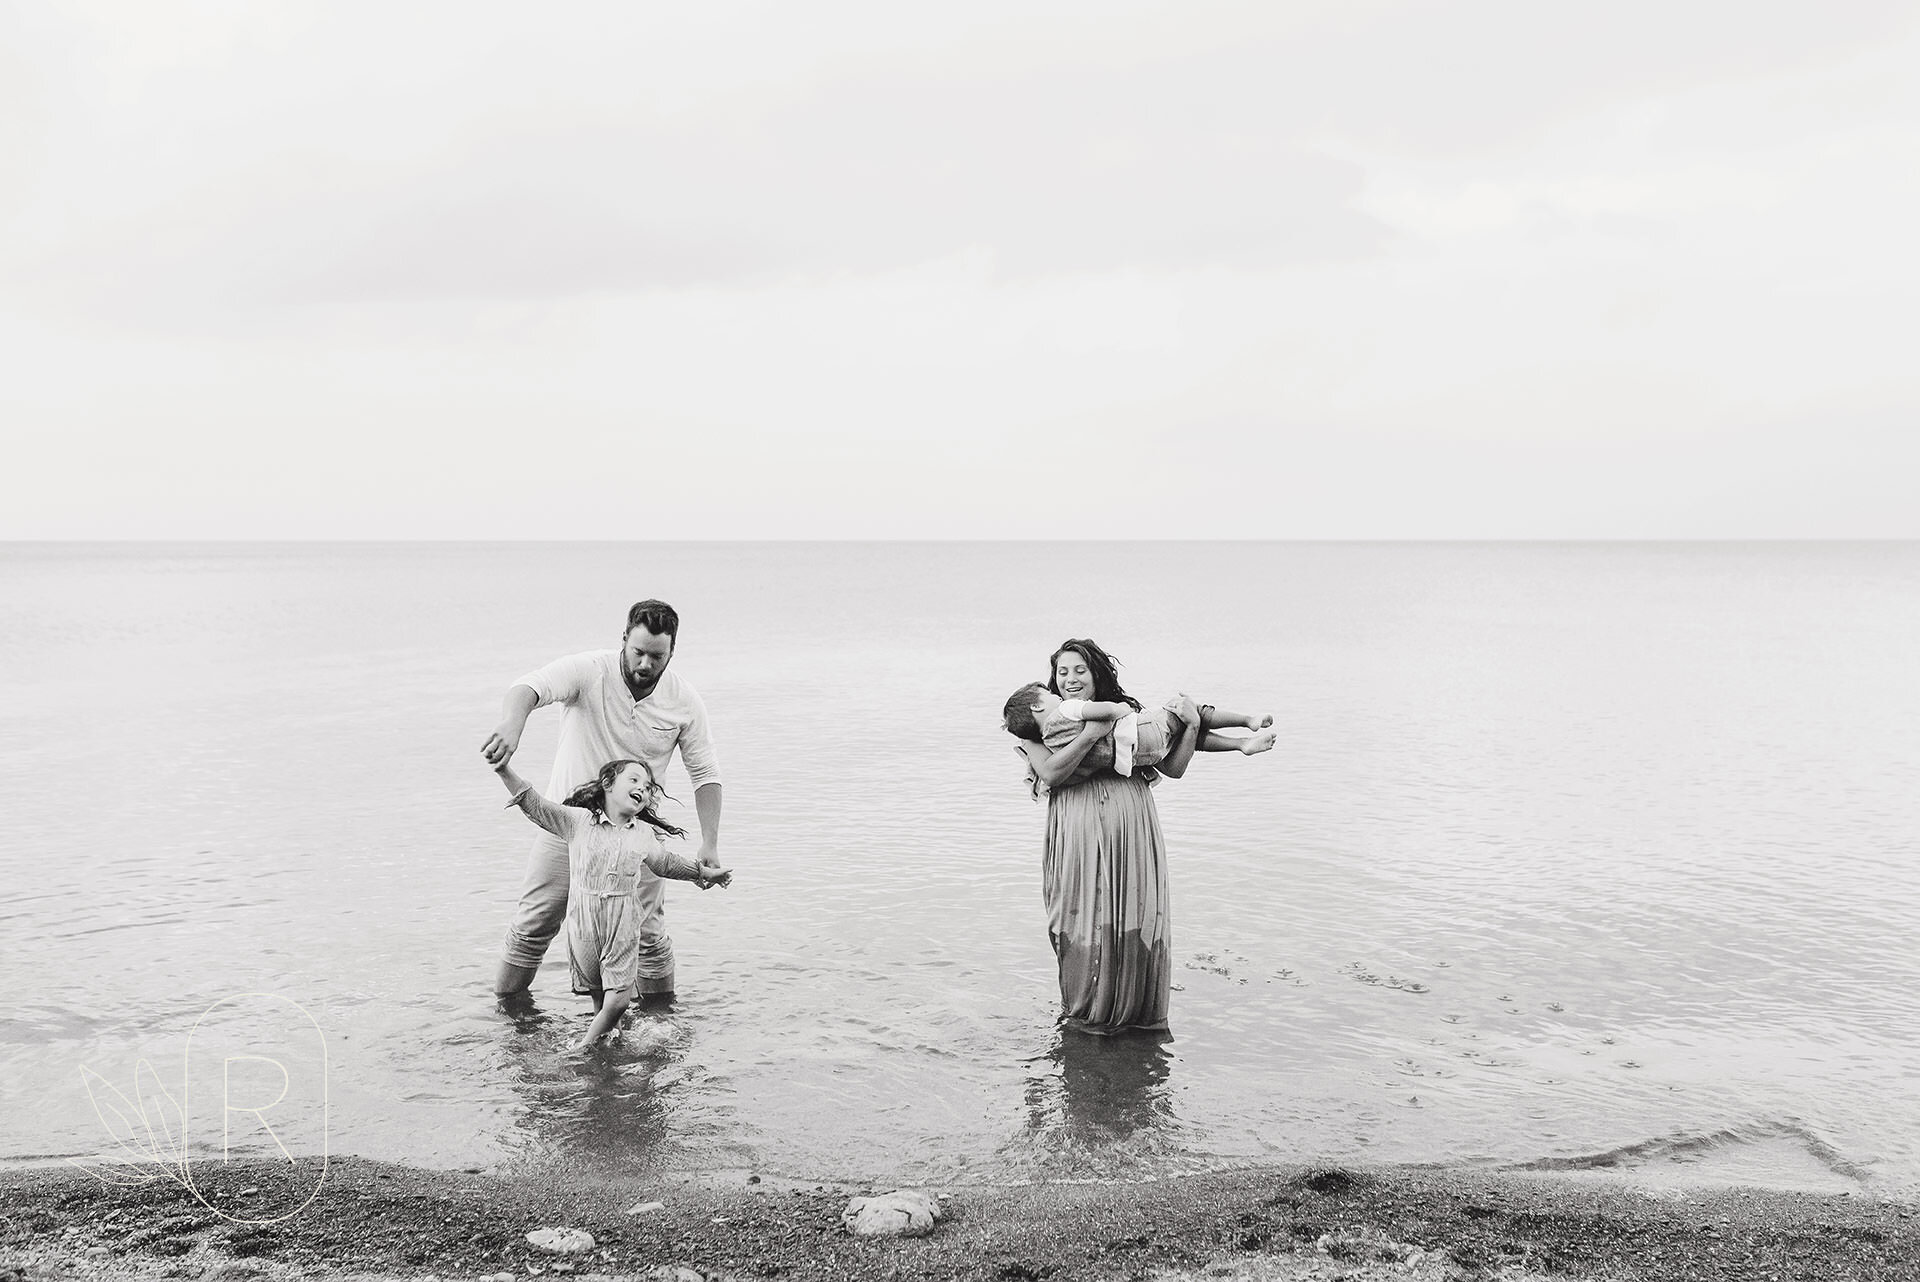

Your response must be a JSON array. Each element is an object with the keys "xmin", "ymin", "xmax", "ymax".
[{"xmin": 3, "ymin": 1158, "xmax": 1916, "ymax": 1282}]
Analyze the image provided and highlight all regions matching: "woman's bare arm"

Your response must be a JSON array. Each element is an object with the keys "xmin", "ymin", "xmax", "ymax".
[
  {"xmin": 1156, "ymin": 695, "xmax": 1203, "ymax": 779},
  {"xmin": 1013, "ymin": 720, "xmax": 1110, "ymax": 788}
]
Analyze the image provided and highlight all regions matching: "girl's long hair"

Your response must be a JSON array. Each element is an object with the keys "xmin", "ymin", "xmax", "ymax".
[
  {"xmin": 1047, "ymin": 638, "xmax": 1142, "ymax": 712},
  {"xmin": 563, "ymin": 759, "xmax": 686, "ymax": 838}
]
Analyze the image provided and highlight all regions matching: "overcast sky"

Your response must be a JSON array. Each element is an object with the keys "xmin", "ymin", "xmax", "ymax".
[{"xmin": 4, "ymin": 1, "xmax": 1917, "ymax": 538}]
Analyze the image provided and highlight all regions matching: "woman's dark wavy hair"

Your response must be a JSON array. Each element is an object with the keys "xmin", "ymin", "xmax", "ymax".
[
  {"xmin": 563, "ymin": 759, "xmax": 686, "ymax": 838},
  {"xmin": 1047, "ymin": 638, "xmax": 1141, "ymax": 712}
]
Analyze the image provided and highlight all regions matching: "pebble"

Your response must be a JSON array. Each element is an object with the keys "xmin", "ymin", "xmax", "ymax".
[
  {"xmin": 627, "ymin": 1201, "xmax": 667, "ymax": 1215},
  {"xmin": 641, "ymin": 1269, "xmax": 703, "ymax": 1282},
  {"xmin": 526, "ymin": 1227, "xmax": 596, "ymax": 1254}
]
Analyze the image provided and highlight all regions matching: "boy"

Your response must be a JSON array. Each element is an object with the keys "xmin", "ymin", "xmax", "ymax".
[{"xmin": 1002, "ymin": 683, "xmax": 1275, "ymax": 777}]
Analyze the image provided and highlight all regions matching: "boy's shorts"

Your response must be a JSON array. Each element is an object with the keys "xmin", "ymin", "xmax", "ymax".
[{"xmin": 1128, "ymin": 696, "xmax": 1188, "ymax": 768}]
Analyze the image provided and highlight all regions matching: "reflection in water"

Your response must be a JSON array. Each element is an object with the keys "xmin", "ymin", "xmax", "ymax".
[
  {"xmin": 1018, "ymin": 1027, "xmax": 1180, "ymax": 1177},
  {"xmin": 495, "ymin": 990, "xmax": 542, "ymax": 1027},
  {"xmin": 493, "ymin": 990, "xmax": 702, "ymax": 1176}
]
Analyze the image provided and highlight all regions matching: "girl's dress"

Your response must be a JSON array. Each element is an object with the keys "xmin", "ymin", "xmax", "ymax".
[
  {"xmin": 508, "ymin": 790, "xmax": 704, "ymax": 996},
  {"xmin": 1027, "ymin": 736, "xmax": 1173, "ymax": 1034}
]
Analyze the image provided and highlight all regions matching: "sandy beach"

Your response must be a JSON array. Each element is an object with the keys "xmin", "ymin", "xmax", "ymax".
[{"xmin": 3, "ymin": 1157, "xmax": 1914, "ymax": 1282}]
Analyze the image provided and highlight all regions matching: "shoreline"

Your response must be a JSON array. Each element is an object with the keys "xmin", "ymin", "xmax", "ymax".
[{"xmin": 3, "ymin": 1157, "xmax": 1915, "ymax": 1281}]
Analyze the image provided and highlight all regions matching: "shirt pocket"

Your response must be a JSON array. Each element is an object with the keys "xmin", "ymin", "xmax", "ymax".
[
  {"xmin": 633, "ymin": 715, "xmax": 683, "ymax": 739},
  {"xmin": 612, "ymin": 845, "xmax": 643, "ymax": 885}
]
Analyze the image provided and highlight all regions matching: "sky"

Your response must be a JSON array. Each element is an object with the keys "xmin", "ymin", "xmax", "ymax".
[{"xmin": 3, "ymin": 0, "xmax": 1917, "ymax": 539}]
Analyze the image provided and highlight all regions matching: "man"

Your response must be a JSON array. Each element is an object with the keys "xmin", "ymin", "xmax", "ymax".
[{"xmin": 483, "ymin": 599, "xmax": 723, "ymax": 999}]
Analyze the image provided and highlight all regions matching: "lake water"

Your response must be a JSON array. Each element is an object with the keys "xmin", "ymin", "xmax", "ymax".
[{"xmin": 3, "ymin": 542, "xmax": 1918, "ymax": 1197}]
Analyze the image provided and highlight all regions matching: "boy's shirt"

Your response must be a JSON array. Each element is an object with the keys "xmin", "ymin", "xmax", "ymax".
[{"xmin": 1042, "ymin": 699, "xmax": 1141, "ymax": 776}]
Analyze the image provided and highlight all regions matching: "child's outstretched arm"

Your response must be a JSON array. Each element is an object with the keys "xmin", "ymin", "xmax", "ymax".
[
  {"xmin": 1065, "ymin": 699, "xmax": 1134, "ymax": 723},
  {"xmin": 644, "ymin": 845, "xmax": 733, "ymax": 890},
  {"xmin": 491, "ymin": 762, "xmax": 580, "ymax": 840}
]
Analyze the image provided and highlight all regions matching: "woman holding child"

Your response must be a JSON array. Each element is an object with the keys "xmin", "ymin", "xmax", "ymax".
[
  {"xmin": 1007, "ymin": 640, "xmax": 1189, "ymax": 1034},
  {"xmin": 1005, "ymin": 639, "xmax": 1275, "ymax": 1036}
]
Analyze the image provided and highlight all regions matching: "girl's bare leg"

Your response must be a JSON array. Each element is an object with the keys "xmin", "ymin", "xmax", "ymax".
[
  {"xmin": 580, "ymin": 990, "xmax": 631, "ymax": 1047},
  {"xmin": 568, "ymin": 990, "xmax": 605, "ymax": 1050}
]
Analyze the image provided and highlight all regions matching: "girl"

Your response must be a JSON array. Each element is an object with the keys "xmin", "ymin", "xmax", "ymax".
[{"xmin": 490, "ymin": 755, "xmax": 730, "ymax": 1048}]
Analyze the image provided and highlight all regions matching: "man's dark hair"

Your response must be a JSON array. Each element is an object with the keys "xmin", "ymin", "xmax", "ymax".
[
  {"xmin": 1002, "ymin": 682, "xmax": 1048, "ymax": 742},
  {"xmin": 625, "ymin": 599, "xmax": 680, "ymax": 644}
]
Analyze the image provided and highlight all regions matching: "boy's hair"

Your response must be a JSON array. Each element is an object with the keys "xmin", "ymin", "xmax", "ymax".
[
  {"xmin": 626, "ymin": 599, "xmax": 679, "ymax": 643},
  {"xmin": 563, "ymin": 758, "xmax": 687, "ymax": 839},
  {"xmin": 1002, "ymin": 682, "xmax": 1048, "ymax": 742}
]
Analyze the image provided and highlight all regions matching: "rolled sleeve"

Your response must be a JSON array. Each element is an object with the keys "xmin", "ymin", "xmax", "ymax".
[
  {"xmin": 643, "ymin": 846, "xmax": 706, "ymax": 881},
  {"xmin": 509, "ymin": 790, "xmax": 584, "ymax": 841},
  {"xmin": 676, "ymin": 691, "xmax": 722, "ymax": 790},
  {"xmin": 516, "ymin": 651, "xmax": 599, "ymax": 709}
]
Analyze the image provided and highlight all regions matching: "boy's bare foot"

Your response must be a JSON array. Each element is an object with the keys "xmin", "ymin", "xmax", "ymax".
[
  {"xmin": 1252, "ymin": 712, "xmax": 1274, "ymax": 730},
  {"xmin": 1238, "ymin": 728, "xmax": 1278, "ymax": 755}
]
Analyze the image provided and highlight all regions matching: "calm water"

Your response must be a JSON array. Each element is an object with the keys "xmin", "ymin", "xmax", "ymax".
[{"xmin": 3, "ymin": 542, "xmax": 1918, "ymax": 1196}]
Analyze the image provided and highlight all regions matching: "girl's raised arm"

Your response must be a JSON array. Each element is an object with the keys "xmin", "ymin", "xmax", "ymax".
[{"xmin": 492, "ymin": 763, "xmax": 581, "ymax": 840}]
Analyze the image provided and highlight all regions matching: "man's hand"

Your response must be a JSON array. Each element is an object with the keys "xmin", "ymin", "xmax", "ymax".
[
  {"xmin": 697, "ymin": 843, "xmax": 728, "ymax": 887},
  {"xmin": 695, "ymin": 864, "xmax": 733, "ymax": 890},
  {"xmin": 481, "ymin": 723, "xmax": 522, "ymax": 767}
]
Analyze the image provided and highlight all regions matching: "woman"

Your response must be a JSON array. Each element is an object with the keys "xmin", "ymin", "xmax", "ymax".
[{"xmin": 1009, "ymin": 639, "xmax": 1200, "ymax": 1035}]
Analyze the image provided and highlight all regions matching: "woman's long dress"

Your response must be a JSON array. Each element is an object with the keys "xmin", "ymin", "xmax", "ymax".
[{"xmin": 1041, "ymin": 764, "xmax": 1172, "ymax": 1034}]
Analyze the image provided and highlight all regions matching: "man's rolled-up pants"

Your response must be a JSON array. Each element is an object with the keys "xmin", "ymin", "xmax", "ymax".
[{"xmin": 501, "ymin": 829, "xmax": 676, "ymax": 994}]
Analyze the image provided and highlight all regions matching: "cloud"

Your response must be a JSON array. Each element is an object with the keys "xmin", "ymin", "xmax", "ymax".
[
  {"xmin": 3, "ymin": 1, "xmax": 1918, "ymax": 537},
  {"xmin": 7, "ymin": 1, "xmax": 1912, "ymax": 311}
]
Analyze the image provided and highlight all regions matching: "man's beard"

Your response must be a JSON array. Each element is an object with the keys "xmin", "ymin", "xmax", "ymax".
[{"xmin": 622, "ymin": 654, "xmax": 660, "ymax": 694}]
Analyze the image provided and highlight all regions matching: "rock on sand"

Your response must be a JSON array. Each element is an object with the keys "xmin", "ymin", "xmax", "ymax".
[
  {"xmin": 842, "ymin": 1189, "xmax": 943, "ymax": 1237},
  {"xmin": 526, "ymin": 1227, "xmax": 596, "ymax": 1253}
]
